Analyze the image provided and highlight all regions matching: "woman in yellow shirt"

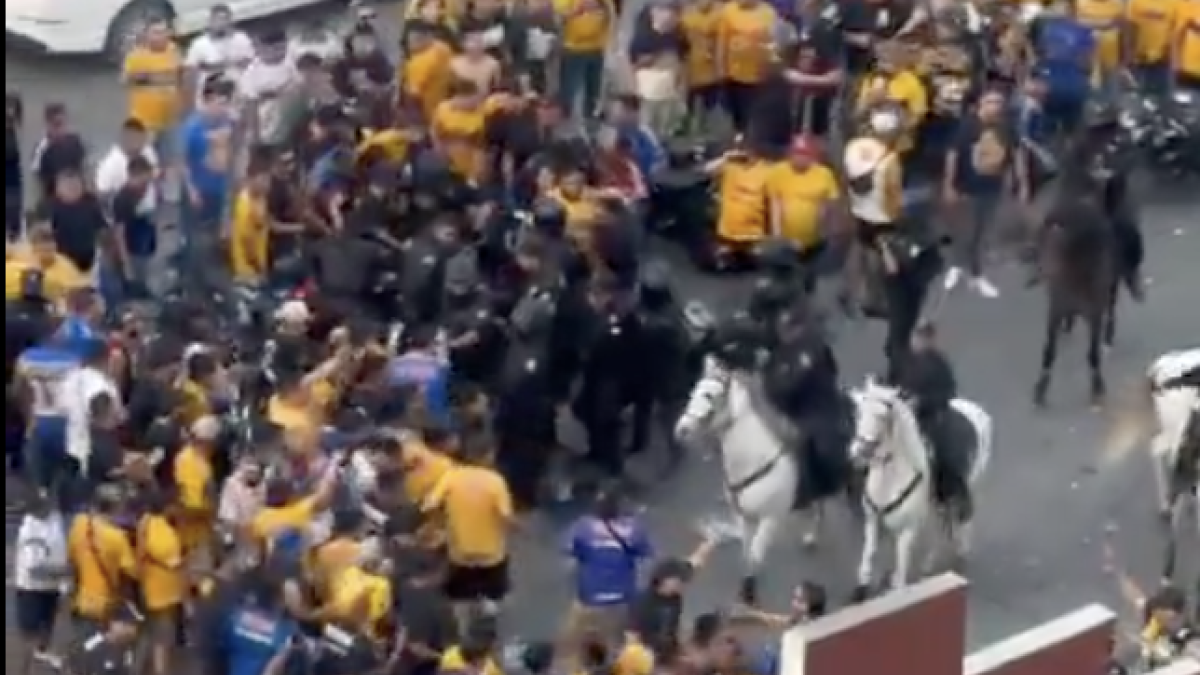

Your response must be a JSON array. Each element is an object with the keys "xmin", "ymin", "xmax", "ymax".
[
  {"xmin": 122, "ymin": 17, "xmax": 181, "ymax": 140},
  {"xmin": 716, "ymin": 0, "xmax": 777, "ymax": 133},
  {"xmin": 432, "ymin": 80, "xmax": 488, "ymax": 182},
  {"xmin": 137, "ymin": 494, "xmax": 186, "ymax": 675}
]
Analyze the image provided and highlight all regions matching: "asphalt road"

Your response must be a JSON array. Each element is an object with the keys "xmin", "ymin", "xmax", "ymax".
[{"xmin": 7, "ymin": 1, "xmax": 1200, "ymax": 664}]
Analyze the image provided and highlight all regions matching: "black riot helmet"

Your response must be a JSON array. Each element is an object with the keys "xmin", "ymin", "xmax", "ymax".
[
  {"xmin": 530, "ymin": 198, "xmax": 567, "ymax": 236},
  {"xmin": 638, "ymin": 258, "xmax": 674, "ymax": 309},
  {"xmin": 757, "ymin": 237, "xmax": 800, "ymax": 276},
  {"xmin": 707, "ymin": 312, "xmax": 762, "ymax": 370}
]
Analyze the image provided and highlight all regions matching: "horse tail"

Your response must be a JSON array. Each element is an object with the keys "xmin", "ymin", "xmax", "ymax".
[
  {"xmin": 962, "ymin": 401, "xmax": 992, "ymax": 486},
  {"xmin": 1103, "ymin": 371, "xmax": 1157, "ymax": 466}
]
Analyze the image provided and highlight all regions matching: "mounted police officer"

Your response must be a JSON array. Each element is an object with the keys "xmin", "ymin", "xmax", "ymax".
[
  {"xmin": 626, "ymin": 260, "xmax": 690, "ymax": 467},
  {"xmin": 761, "ymin": 305, "xmax": 849, "ymax": 509},
  {"xmin": 894, "ymin": 323, "xmax": 970, "ymax": 517}
]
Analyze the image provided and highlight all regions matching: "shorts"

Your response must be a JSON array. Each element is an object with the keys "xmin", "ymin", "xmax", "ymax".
[
  {"xmin": 15, "ymin": 588, "xmax": 62, "ymax": 639},
  {"xmin": 443, "ymin": 558, "xmax": 510, "ymax": 602}
]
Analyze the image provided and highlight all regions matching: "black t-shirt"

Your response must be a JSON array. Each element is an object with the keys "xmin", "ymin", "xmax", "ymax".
[
  {"xmin": 950, "ymin": 117, "xmax": 1014, "ymax": 194},
  {"xmin": 34, "ymin": 133, "xmax": 87, "ymax": 192},
  {"xmin": 111, "ymin": 185, "xmax": 157, "ymax": 257},
  {"xmin": 42, "ymin": 193, "xmax": 109, "ymax": 270}
]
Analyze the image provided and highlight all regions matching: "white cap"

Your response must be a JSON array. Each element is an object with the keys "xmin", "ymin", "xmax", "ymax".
[
  {"xmin": 191, "ymin": 415, "xmax": 220, "ymax": 440},
  {"xmin": 275, "ymin": 299, "xmax": 311, "ymax": 323},
  {"xmin": 844, "ymin": 136, "xmax": 889, "ymax": 179}
]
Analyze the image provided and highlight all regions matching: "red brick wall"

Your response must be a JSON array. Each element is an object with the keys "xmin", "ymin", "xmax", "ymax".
[{"xmin": 778, "ymin": 574, "xmax": 1124, "ymax": 675}]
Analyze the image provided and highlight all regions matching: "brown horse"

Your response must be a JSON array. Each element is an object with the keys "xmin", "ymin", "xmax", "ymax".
[{"xmin": 1032, "ymin": 157, "xmax": 1120, "ymax": 407}]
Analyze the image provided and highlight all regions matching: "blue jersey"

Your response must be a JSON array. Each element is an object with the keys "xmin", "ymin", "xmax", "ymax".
[
  {"xmin": 225, "ymin": 606, "xmax": 297, "ymax": 675},
  {"xmin": 1035, "ymin": 16, "xmax": 1094, "ymax": 98},
  {"xmin": 55, "ymin": 313, "xmax": 99, "ymax": 357},
  {"xmin": 386, "ymin": 351, "xmax": 450, "ymax": 425},
  {"xmin": 17, "ymin": 345, "xmax": 79, "ymax": 418}
]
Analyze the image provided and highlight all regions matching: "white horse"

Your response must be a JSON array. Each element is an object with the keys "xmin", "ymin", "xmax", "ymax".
[
  {"xmin": 848, "ymin": 378, "xmax": 992, "ymax": 594},
  {"xmin": 674, "ymin": 357, "xmax": 848, "ymax": 603},
  {"xmin": 1106, "ymin": 348, "xmax": 1199, "ymax": 578}
]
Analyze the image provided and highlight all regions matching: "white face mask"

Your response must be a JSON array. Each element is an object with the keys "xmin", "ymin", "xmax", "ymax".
[{"xmin": 869, "ymin": 110, "xmax": 900, "ymax": 134}]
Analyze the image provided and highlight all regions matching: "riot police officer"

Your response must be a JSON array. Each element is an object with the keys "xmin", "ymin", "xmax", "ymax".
[
  {"xmin": 748, "ymin": 238, "xmax": 812, "ymax": 344},
  {"xmin": 626, "ymin": 260, "xmax": 690, "ymax": 465},
  {"xmin": 495, "ymin": 286, "xmax": 558, "ymax": 507},
  {"xmin": 442, "ymin": 249, "xmax": 503, "ymax": 385},
  {"xmin": 573, "ymin": 274, "xmax": 640, "ymax": 481}
]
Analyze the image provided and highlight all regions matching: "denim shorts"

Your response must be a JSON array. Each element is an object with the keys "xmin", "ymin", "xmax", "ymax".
[{"xmin": 15, "ymin": 588, "xmax": 62, "ymax": 639}]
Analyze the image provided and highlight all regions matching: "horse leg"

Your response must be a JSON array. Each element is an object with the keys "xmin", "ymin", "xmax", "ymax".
[
  {"xmin": 740, "ymin": 516, "xmax": 782, "ymax": 606},
  {"xmin": 1104, "ymin": 281, "xmax": 1118, "ymax": 346},
  {"xmin": 891, "ymin": 524, "xmax": 921, "ymax": 590},
  {"xmin": 1086, "ymin": 312, "xmax": 1106, "ymax": 404},
  {"xmin": 1151, "ymin": 438, "xmax": 1175, "ymax": 520},
  {"xmin": 853, "ymin": 510, "xmax": 883, "ymax": 601},
  {"xmin": 1034, "ymin": 313, "xmax": 1064, "ymax": 407}
]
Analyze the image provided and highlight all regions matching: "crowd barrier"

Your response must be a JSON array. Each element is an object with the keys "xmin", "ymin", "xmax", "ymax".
[{"xmin": 779, "ymin": 573, "xmax": 1200, "ymax": 675}]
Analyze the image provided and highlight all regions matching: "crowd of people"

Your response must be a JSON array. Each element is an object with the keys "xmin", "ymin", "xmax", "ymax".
[{"xmin": 4, "ymin": 0, "xmax": 1200, "ymax": 673}]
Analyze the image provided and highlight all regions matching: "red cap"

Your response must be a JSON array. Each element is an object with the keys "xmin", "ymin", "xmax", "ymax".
[{"xmin": 789, "ymin": 135, "xmax": 819, "ymax": 158}]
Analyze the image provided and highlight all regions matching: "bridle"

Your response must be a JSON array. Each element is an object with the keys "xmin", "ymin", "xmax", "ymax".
[{"xmin": 853, "ymin": 391, "xmax": 898, "ymax": 466}]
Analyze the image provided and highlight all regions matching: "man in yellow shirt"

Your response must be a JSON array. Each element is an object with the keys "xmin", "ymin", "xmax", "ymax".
[
  {"xmin": 855, "ymin": 42, "xmax": 928, "ymax": 154},
  {"xmin": 172, "ymin": 415, "xmax": 220, "ymax": 561},
  {"xmin": 1171, "ymin": 0, "xmax": 1200, "ymax": 87},
  {"xmin": 423, "ymin": 440, "xmax": 514, "ymax": 608},
  {"xmin": 68, "ymin": 485, "xmax": 138, "ymax": 623},
  {"xmin": 766, "ymin": 136, "xmax": 840, "ymax": 280},
  {"xmin": 122, "ymin": 16, "xmax": 182, "ymax": 165},
  {"xmin": 10, "ymin": 225, "xmax": 89, "ymax": 305},
  {"xmin": 1128, "ymin": 0, "xmax": 1179, "ymax": 92},
  {"xmin": 703, "ymin": 148, "xmax": 773, "ymax": 264},
  {"xmin": 248, "ymin": 457, "xmax": 340, "ymax": 544},
  {"xmin": 555, "ymin": 0, "xmax": 614, "ymax": 118},
  {"xmin": 716, "ymin": 0, "xmax": 778, "ymax": 133},
  {"xmin": 137, "ymin": 492, "xmax": 185, "ymax": 675}
]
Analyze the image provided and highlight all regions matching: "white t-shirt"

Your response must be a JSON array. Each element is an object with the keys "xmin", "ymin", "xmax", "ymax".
[
  {"xmin": 14, "ymin": 511, "xmax": 70, "ymax": 592},
  {"xmin": 185, "ymin": 31, "xmax": 255, "ymax": 101},
  {"xmin": 94, "ymin": 144, "xmax": 159, "ymax": 211},
  {"xmin": 239, "ymin": 57, "xmax": 299, "ymax": 143},
  {"xmin": 61, "ymin": 366, "xmax": 121, "ymax": 471}
]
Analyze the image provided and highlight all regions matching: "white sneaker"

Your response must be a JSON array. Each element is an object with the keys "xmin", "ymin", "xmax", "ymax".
[
  {"xmin": 971, "ymin": 277, "xmax": 999, "ymax": 298},
  {"xmin": 944, "ymin": 267, "xmax": 963, "ymax": 290}
]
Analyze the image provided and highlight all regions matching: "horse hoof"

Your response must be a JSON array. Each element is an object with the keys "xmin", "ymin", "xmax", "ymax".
[
  {"xmin": 1157, "ymin": 508, "xmax": 1172, "ymax": 525},
  {"xmin": 849, "ymin": 585, "xmax": 871, "ymax": 603},
  {"xmin": 739, "ymin": 578, "xmax": 759, "ymax": 607},
  {"xmin": 801, "ymin": 533, "xmax": 819, "ymax": 549}
]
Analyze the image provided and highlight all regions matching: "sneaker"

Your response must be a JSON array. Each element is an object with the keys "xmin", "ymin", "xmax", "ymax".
[
  {"xmin": 944, "ymin": 267, "xmax": 963, "ymax": 290},
  {"xmin": 971, "ymin": 277, "xmax": 999, "ymax": 298}
]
